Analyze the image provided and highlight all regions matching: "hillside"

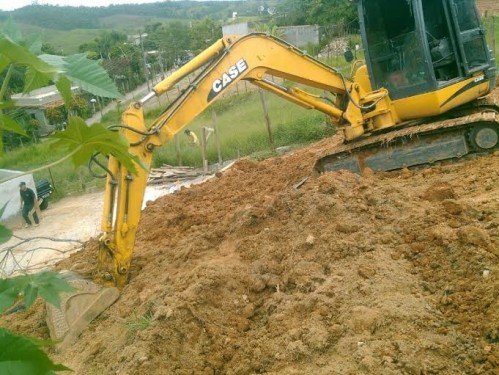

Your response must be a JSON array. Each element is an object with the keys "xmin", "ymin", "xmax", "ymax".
[
  {"xmin": 0, "ymin": 0, "xmax": 272, "ymax": 53},
  {"xmin": 0, "ymin": 0, "xmax": 494, "ymax": 55},
  {"xmin": 0, "ymin": 1, "xmax": 257, "ymax": 31},
  {"xmin": 3, "ymin": 119, "xmax": 498, "ymax": 374}
]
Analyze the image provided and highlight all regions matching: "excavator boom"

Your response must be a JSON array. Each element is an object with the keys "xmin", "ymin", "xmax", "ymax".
[{"xmin": 96, "ymin": 33, "xmax": 379, "ymax": 288}]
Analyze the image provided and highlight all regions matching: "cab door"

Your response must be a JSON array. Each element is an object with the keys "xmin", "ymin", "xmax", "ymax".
[{"xmin": 447, "ymin": 0, "xmax": 490, "ymax": 75}]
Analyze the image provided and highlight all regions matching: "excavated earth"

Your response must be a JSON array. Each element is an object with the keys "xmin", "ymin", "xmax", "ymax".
[
  {"xmin": 3, "ymin": 129, "xmax": 499, "ymax": 374},
  {"xmin": 2, "ymin": 81, "xmax": 499, "ymax": 375},
  {"xmin": 1, "ymin": 3, "xmax": 498, "ymax": 372}
]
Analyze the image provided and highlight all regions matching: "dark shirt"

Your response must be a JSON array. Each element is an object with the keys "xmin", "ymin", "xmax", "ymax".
[{"xmin": 20, "ymin": 188, "xmax": 36, "ymax": 208}]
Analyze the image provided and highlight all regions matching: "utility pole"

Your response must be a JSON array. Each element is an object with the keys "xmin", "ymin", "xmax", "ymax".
[{"xmin": 139, "ymin": 31, "xmax": 150, "ymax": 91}]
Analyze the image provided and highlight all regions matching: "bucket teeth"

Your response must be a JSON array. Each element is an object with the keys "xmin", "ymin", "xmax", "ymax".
[{"xmin": 45, "ymin": 271, "xmax": 119, "ymax": 353}]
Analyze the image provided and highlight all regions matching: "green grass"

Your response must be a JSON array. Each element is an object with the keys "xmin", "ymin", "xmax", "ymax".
[
  {"xmin": 0, "ymin": 83, "xmax": 335, "ymax": 201},
  {"xmin": 0, "ymin": 139, "xmax": 106, "ymax": 200},
  {"xmin": 126, "ymin": 311, "xmax": 153, "ymax": 331},
  {"xmin": 13, "ymin": 23, "xmax": 104, "ymax": 55},
  {"xmin": 146, "ymin": 87, "xmax": 335, "ymax": 168}
]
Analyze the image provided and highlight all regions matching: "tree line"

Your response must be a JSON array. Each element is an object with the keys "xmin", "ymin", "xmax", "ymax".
[
  {"xmin": 0, "ymin": 2, "xmax": 253, "ymax": 31},
  {"xmin": 0, "ymin": 1, "xmax": 356, "ymax": 32}
]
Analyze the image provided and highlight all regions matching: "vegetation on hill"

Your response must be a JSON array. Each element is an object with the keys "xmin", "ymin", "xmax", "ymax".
[
  {"xmin": 0, "ymin": 1, "xmax": 256, "ymax": 31},
  {"xmin": 0, "ymin": 0, "xmax": 355, "ymax": 32}
]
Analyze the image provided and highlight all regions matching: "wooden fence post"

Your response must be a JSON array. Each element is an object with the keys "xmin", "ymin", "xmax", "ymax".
[
  {"xmin": 201, "ymin": 127, "xmax": 209, "ymax": 174},
  {"xmin": 175, "ymin": 134, "xmax": 182, "ymax": 166},
  {"xmin": 259, "ymin": 89, "xmax": 275, "ymax": 152},
  {"xmin": 212, "ymin": 111, "xmax": 223, "ymax": 168}
]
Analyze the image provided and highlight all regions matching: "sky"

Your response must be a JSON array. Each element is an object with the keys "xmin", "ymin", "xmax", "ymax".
[{"xmin": 0, "ymin": 0, "xmax": 170, "ymax": 11}]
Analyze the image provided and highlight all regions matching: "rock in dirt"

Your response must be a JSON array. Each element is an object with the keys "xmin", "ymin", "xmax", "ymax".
[
  {"xmin": 422, "ymin": 182, "xmax": 456, "ymax": 201},
  {"xmin": 457, "ymin": 225, "xmax": 490, "ymax": 247}
]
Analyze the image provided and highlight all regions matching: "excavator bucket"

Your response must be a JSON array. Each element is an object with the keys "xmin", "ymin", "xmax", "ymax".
[{"xmin": 45, "ymin": 271, "xmax": 119, "ymax": 352}]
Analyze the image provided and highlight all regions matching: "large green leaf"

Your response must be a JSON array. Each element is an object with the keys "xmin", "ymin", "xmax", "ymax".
[
  {"xmin": 24, "ymin": 66, "xmax": 51, "ymax": 93},
  {"xmin": 0, "ymin": 100, "xmax": 15, "ymax": 110},
  {"xmin": 0, "ymin": 56, "xmax": 9, "ymax": 74},
  {"xmin": 1, "ymin": 18, "xmax": 22, "ymax": 44},
  {"xmin": 23, "ymin": 34, "xmax": 43, "ymax": 55},
  {"xmin": 0, "ymin": 202, "xmax": 12, "ymax": 246},
  {"xmin": 0, "ymin": 277, "xmax": 26, "ymax": 313},
  {"xmin": 0, "ymin": 329, "xmax": 71, "ymax": 374},
  {"xmin": 0, "ymin": 37, "xmax": 58, "ymax": 76},
  {"xmin": 0, "ymin": 115, "xmax": 26, "ymax": 136},
  {"xmin": 1, "ymin": 19, "xmax": 41, "ymax": 66},
  {"xmin": 51, "ymin": 116, "xmax": 141, "ymax": 174},
  {"xmin": 40, "ymin": 54, "xmax": 121, "ymax": 99},
  {"xmin": 0, "ymin": 272, "xmax": 76, "ymax": 313},
  {"xmin": 55, "ymin": 76, "xmax": 72, "ymax": 110}
]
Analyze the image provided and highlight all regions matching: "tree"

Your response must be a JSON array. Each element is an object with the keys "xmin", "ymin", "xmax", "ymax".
[
  {"xmin": 45, "ymin": 105, "xmax": 66, "ymax": 129},
  {"xmin": 278, "ymin": 0, "xmax": 357, "ymax": 27},
  {"xmin": 78, "ymin": 40, "xmax": 100, "ymax": 58},
  {"xmin": 92, "ymin": 30, "xmax": 128, "ymax": 60},
  {"xmin": 0, "ymin": 19, "xmax": 123, "ymax": 154},
  {"xmin": 41, "ymin": 42, "xmax": 60, "ymax": 55},
  {"xmin": 190, "ymin": 18, "xmax": 222, "ymax": 54},
  {"xmin": 148, "ymin": 21, "xmax": 191, "ymax": 69},
  {"xmin": 0, "ymin": 20, "xmax": 141, "ymax": 201},
  {"xmin": 0, "ymin": 23, "xmax": 142, "ymax": 370}
]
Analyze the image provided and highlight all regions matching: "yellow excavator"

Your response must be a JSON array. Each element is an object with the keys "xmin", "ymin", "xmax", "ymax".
[{"xmin": 47, "ymin": 0, "xmax": 498, "ymax": 350}]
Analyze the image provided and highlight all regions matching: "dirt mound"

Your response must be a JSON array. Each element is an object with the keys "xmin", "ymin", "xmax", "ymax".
[
  {"xmin": 3, "ymin": 134, "xmax": 499, "ymax": 374},
  {"xmin": 3, "ymin": 12, "xmax": 499, "ymax": 372}
]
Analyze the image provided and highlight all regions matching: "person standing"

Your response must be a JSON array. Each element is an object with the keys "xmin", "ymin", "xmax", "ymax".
[
  {"xmin": 184, "ymin": 129, "xmax": 200, "ymax": 147},
  {"xmin": 19, "ymin": 182, "xmax": 39, "ymax": 228}
]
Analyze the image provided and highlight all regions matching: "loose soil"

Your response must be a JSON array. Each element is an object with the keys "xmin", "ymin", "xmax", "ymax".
[
  {"xmin": 3, "ymin": 132, "xmax": 498, "ymax": 374},
  {"xmin": 3, "ymin": 81, "xmax": 499, "ymax": 373}
]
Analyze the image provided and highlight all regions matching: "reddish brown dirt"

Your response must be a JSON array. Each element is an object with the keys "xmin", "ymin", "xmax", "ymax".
[
  {"xmin": 4, "ymin": 85, "xmax": 499, "ymax": 374},
  {"xmin": 4, "ymin": 133, "xmax": 499, "ymax": 374}
]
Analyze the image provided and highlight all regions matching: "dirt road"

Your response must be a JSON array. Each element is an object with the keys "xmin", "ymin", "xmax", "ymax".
[{"xmin": 0, "ymin": 182, "xmax": 190, "ymax": 276}]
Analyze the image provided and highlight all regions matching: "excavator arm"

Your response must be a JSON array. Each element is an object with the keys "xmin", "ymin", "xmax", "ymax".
[{"xmin": 96, "ymin": 33, "xmax": 392, "ymax": 287}]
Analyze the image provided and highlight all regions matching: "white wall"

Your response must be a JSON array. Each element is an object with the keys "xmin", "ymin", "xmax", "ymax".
[
  {"xmin": 222, "ymin": 22, "xmax": 249, "ymax": 36},
  {"xmin": 0, "ymin": 169, "xmax": 36, "ymax": 224},
  {"xmin": 279, "ymin": 25, "xmax": 320, "ymax": 48}
]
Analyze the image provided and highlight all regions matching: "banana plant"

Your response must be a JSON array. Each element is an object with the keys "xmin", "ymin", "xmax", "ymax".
[
  {"xmin": 0, "ymin": 19, "xmax": 142, "ymax": 245},
  {"xmin": 0, "ymin": 19, "xmax": 145, "ymax": 374},
  {"xmin": 0, "ymin": 18, "xmax": 121, "ymax": 151}
]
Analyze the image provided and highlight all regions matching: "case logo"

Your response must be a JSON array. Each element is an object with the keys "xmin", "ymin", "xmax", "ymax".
[
  {"xmin": 473, "ymin": 75, "xmax": 484, "ymax": 83},
  {"xmin": 208, "ymin": 58, "xmax": 248, "ymax": 101}
]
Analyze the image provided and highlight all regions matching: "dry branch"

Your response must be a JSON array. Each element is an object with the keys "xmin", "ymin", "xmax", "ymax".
[{"xmin": 0, "ymin": 235, "xmax": 83, "ymax": 277}]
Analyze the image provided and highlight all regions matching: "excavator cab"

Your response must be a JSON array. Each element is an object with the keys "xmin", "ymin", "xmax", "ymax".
[{"xmin": 359, "ymin": 0, "xmax": 496, "ymax": 100}]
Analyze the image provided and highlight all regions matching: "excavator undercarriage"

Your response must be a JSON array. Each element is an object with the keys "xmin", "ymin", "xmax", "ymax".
[{"xmin": 315, "ymin": 93, "xmax": 499, "ymax": 173}]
